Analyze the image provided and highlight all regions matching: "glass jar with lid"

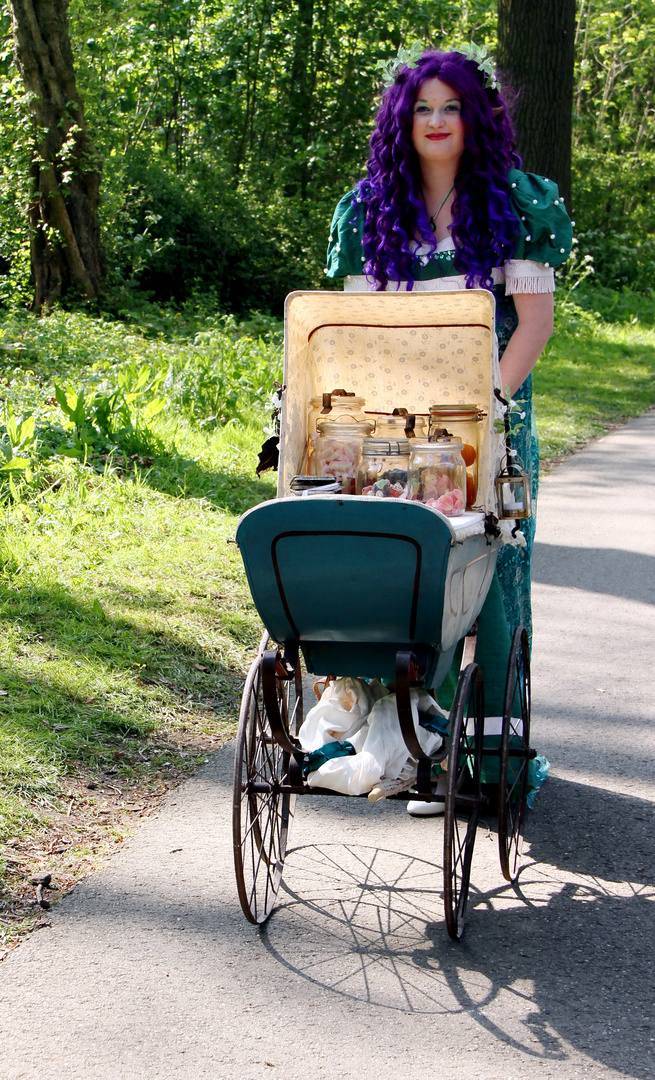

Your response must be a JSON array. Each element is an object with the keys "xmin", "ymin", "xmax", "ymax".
[
  {"xmin": 373, "ymin": 412, "xmax": 428, "ymax": 440},
  {"xmin": 307, "ymin": 390, "xmax": 367, "ymax": 467},
  {"xmin": 407, "ymin": 436, "xmax": 467, "ymax": 516},
  {"xmin": 356, "ymin": 438, "xmax": 411, "ymax": 497},
  {"xmin": 429, "ymin": 404, "xmax": 484, "ymax": 507},
  {"xmin": 310, "ymin": 416, "xmax": 374, "ymax": 494}
]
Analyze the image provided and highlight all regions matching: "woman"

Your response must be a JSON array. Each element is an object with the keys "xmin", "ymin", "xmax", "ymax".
[{"xmin": 326, "ymin": 48, "xmax": 571, "ymax": 810}]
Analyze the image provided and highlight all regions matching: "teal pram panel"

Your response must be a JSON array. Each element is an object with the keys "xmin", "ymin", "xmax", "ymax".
[{"xmin": 236, "ymin": 496, "xmax": 494, "ymax": 686}]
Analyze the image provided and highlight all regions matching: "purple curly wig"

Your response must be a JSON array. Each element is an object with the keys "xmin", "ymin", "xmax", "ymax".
[{"xmin": 356, "ymin": 50, "xmax": 521, "ymax": 290}]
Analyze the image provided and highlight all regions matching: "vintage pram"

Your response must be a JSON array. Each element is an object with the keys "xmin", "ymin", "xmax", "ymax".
[{"xmin": 233, "ymin": 289, "xmax": 534, "ymax": 940}]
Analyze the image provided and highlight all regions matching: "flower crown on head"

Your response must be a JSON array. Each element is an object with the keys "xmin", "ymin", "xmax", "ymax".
[
  {"xmin": 375, "ymin": 42, "xmax": 423, "ymax": 88},
  {"xmin": 375, "ymin": 40, "xmax": 501, "ymax": 92},
  {"xmin": 456, "ymin": 42, "xmax": 500, "ymax": 90}
]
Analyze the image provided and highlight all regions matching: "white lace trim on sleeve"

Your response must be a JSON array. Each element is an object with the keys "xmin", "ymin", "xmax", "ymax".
[{"xmin": 504, "ymin": 259, "xmax": 555, "ymax": 295}]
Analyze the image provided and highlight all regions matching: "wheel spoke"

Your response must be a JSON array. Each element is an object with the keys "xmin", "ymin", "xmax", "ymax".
[
  {"xmin": 233, "ymin": 648, "xmax": 302, "ymax": 924},
  {"xmin": 498, "ymin": 628, "xmax": 531, "ymax": 882},
  {"xmin": 443, "ymin": 663, "xmax": 483, "ymax": 940}
]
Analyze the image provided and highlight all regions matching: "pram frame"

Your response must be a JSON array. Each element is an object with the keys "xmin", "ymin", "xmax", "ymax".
[{"xmin": 233, "ymin": 290, "xmax": 534, "ymax": 939}]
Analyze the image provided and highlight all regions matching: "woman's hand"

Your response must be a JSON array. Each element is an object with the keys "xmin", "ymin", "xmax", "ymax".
[{"xmin": 498, "ymin": 292, "xmax": 554, "ymax": 397}]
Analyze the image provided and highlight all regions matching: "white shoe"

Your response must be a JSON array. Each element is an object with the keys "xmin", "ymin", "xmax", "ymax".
[
  {"xmin": 407, "ymin": 774, "xmax": 446, "ymax": 815},
  {"xmin": 406, "ymin": 798, "xmax": 445, "ymax": 816}
]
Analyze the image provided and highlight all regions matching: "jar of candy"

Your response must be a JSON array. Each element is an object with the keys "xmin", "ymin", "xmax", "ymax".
[
  {"xmin": 356, "ymin": 438, "xmax": 411, "ymax": 497},
  {"xmin": 311, "ymin": 417, "xmax": 374, "ymax": 494},
  {"xmin": 407, "ymin": 436, "xmax": 467, "ymax": 516},
  {"xmin": 373, "ymin": 412, "xmax": 428, "ymax": 440},
  {"xmin": 307, "ymin": 390, "xmax": 367, "ymax": 469},
  {"xmin": 429, "ymin": 404, "xmax": 484, "ymax": 507}
]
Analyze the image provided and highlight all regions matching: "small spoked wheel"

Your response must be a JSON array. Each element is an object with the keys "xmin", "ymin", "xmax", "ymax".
[
  {"xmin": 443, "ymin": 663, "xmax": 484, "ymax": 940},
  {"xmin": 498, "ymin": 626, "xmax": 532, "ymax": 882},
  {"xmin": 233, "ymin": 633, "xmax": 303, "ymax": 924}
]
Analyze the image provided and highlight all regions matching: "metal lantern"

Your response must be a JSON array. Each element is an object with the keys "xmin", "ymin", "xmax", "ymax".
[
  {"xmin": 495, "ymin": 469, "xmax": 532, "ymax": 520},
  {"xmin": 492, "ymin": 386, "xmax": 532, "ymax": 521}
]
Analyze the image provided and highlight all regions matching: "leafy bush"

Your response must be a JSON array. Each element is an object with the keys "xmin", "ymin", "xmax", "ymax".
[
  {"xmin": 0, "ymin": 305, "xmax": 282, "ymax": 502},
  {"xmin": 101, "ymin": 156, "xmax": 330, "ymax": 315}
]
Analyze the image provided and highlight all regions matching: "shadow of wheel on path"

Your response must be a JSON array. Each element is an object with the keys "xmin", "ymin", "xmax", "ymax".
[{"xmin": 257, "ymin": 778, "xmax": 654, "ymax": 1078}]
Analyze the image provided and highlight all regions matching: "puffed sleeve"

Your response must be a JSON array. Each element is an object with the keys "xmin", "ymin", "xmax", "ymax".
[
  {"xmin": 507, "ymin": 168, "xmax": 573, "ymax": 268},
  {"xmin": 325, "ymin": 190, "xmax": 367, "ymax": 279}
]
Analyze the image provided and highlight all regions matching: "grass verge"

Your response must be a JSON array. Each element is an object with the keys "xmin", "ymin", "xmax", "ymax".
[
  {"xmin": 0, "ymin": 431, "xmax": 276, "ymax": 956},
  {"xmin": 0, "ymin": 306, "xmax": 279, "ymax": 957},
  {"xmin": 535, "ymin": 286, "xmax": 655, "ymax": 462}
]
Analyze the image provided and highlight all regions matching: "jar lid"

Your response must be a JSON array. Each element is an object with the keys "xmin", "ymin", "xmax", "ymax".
[
  {"xmin": 412, "ymin": 435, "xmax": 463, "ymax": 450},
  {"xmin": 374, "ymin": 414, "xmax": 427, "ymax": 436},
  {"xmin": 361, "ymin": 438, "xmax": 410, "ymax": 456},
  {"xmin": 316, "ymin": 417, "xmax": 375, "ymax": 436},
  {"xmin": 429, "ymin": 403, "xmax": 482, "ymax": 420},
  {"xmin": 310, "ymin": 391, "xmax": 366, "ymax": 411},
  {"xmin": 290, "ymin": 475, "xmax": 341, "ymax": 492}
]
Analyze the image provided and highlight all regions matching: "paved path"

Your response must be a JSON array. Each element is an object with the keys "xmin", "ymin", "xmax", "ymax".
[{"xmin": 1, "ymin": 413, "xmax": 654, "ymax": 1080}]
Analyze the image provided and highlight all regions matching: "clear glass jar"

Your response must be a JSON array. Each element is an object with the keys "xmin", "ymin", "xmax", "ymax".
[
  {"xmin": 373, "ymin": 413, "xmax": 428, "ymax": 440},
  {"xmin": 407, "ymin": 436, "xmax": 467, "ymax": 516},
  {"xmin": 310, "ymin": 417, "xmax": 374, "ymax": 494},
  {"xmin": 429, "ymin": 404, "xmax": 484, "ymax": 508},
  {"xmin": 356, "ymin": 438, "xmax": 411, "ymax": 497},
  {"xmin": 307, "ymin": 391, "xmax": 367, "ymax": 469}
]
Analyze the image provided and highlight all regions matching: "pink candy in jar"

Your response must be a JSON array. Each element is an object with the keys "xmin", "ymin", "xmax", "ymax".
[
  {"xmin": 306, "ymin": 391, "xmax": 367, "ymax": 470},
  {"xmin": 424, "ymin": 488, "xmax": 466, "ymax": 515},
  {"xmin": 311, "ymin": 417, "xmax": 374, "ymax": 494},
  {"xmin": 407, "ymin": 437, "xmax": 467, "ymax": 517}
]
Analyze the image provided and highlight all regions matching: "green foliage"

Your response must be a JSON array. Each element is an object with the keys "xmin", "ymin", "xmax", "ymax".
[
  {"xmin": 570, "ymin": 0, "xmax": 655, "ymax": 291},
  {"xmin": 0, "ymin": 0, "xmax": 499, "ymax": 312},
  {"xmin": 2, "ymin": 0, "xmax": 655, "ymax": 305},
  {"xmin": 0, "ymin": 23, "xmax": 34, "ymax": 308},
  {"xmin": 0, "ymin": 305, "xmax": 282, "ymax": 503},
  {"xmin": 0, "ymin": 406, "xmax": 36, "ymax": 475}
]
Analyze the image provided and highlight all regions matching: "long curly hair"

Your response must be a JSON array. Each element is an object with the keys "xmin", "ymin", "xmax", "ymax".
[{"xmin": 356, "ymin": 50, "xmax": 521, "ymax": 290}]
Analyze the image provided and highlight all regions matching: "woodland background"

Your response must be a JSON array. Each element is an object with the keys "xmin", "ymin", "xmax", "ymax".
[{"xmin": 1, "ymin": 0, "xmax": 654, "ymax": 315}]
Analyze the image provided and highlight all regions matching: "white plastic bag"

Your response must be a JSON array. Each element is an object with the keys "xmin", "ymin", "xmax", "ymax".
[
  {"xmin": 306, "ymin": 688, "xmax": 448, "ymax": 796},
  {"xmin": 298, "ymin": 677, "xmax": 388, "ymax": 752}
]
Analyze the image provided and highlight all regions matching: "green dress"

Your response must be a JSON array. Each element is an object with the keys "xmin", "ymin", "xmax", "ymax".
[{"xmin": 326, "ymin": 169, "xmax": 572, "ymax": 716}]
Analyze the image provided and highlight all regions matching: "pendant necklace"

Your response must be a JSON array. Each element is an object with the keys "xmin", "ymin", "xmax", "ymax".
[{"xmin": 428, "ymin": 185, "xmax": 454, "ymax": 232}]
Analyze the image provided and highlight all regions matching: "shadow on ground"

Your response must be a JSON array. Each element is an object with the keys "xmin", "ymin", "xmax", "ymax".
[
  {"xmin": 0, "ymin": 580, "xmax": 245, "ymax": 806},
  {"xmin": 532, "ymin": 543, "xmax": 655, "ymax": 604},
  {"xmin": 252, "ymin": 776, "xmax": 654, "ymax": 1078}
]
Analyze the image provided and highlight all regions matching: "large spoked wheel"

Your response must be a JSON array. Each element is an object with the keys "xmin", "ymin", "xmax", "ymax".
[
  {"xmin": 233, "ymin": 634, "xmax": 303, "ymax": 924},
  {"xmin": 443, "ymin": 663, "xmax": 484, "ymax": 940},
  {"xmin": 498, "ymin": 626, "xmax": 531, "ymax": 882}
]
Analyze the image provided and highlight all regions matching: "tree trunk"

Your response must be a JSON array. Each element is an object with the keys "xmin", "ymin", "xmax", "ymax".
[
  {"xmin": 285, "ymin": 0, "xmax": 315, "ymax": 199},
  {"xmin": 9, "ymin": 0, "xmax": 103, "ymax": 308},
  {"xmin": 497, "ymin": 0, "xmax": 576, "ymax": 206}
]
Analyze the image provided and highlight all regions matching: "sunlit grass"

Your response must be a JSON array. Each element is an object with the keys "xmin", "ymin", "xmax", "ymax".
[
  {"xmin": 0, "ymin": 447, "xmax": 275, "ymax": 840},
  {"xmin": 534, "ymin": 291, "xmax": 655, "ymax": 461}
]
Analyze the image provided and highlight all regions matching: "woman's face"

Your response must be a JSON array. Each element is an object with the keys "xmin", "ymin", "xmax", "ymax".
[{"xmin": 411, "ymin": 78, "xmax": 465, "ymax": 171}]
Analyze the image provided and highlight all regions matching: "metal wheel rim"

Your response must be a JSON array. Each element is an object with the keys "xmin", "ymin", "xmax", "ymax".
[
  {"xmin": 443, "ymin": 663, "xmax": 483, "ymax": 940},
  {"xmin": 233, "ymin": 639, "xmax": 302, "ymax": 924},
  {"xmin": 498, "ymin": 626, "xmax": 531, "ymax": 882}
]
